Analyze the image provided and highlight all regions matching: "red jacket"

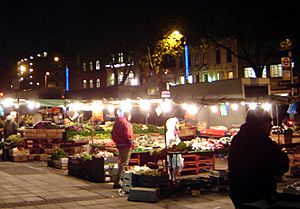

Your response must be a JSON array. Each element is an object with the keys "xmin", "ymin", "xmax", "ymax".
[{"xmin": 111, "ymin": 117, "xmax": 134, "ymax": 149}]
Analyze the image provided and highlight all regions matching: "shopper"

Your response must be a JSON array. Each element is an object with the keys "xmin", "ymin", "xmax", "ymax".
[
  {"xmin": 228, "ymin": 107, "xmax": 300, "ymax": 209},
  {"xmin": 3, "ymin": 115, "xmax": 18, "ymax": 140},
  {"xmin": 111, "ymin": 111, "xmax": 134, "ymax": 189}
]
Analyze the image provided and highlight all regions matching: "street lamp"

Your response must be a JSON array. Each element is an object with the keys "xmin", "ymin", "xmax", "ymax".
[
  {"xmin": 45, "ymin": 72, "xmax": 50, "ymax": 89},
  {"xmin": 171, "ymin": 30, "xmax": 189, "ymax": 84}
]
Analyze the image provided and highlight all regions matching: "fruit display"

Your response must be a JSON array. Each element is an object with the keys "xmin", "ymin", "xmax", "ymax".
[
  {"xmin": 131, "ymin": 165, "xmax": 164, "ymax": 176},
  {"xmin": 134, "ymin": 134, "xmax": 165, "ymax": 148}
]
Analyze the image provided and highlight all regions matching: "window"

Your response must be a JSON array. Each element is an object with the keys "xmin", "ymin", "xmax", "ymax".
[
  {"xmin": 96, "ymin": 78, "xmax": 100, "ymax": 88},
  {"xmin": 96, "ymin": 60, "xmax": 100, "ymax": 70},
  {"xmin": 180, "ymin": 76, "xmax": 185, "ymax": 84},
  {"xmin": 82, "ymin": 80, "xmax": 87, "ymax": 88},
  {"xmin": 195, "ymin": 53, "xmax": 200, "ymax": 66},
  {"xmin": 89, "ymin": 62, "xmax": 93, "ymax": 71},
  {"xmin": 109, "ymin": 74, "xmax": 115, "ymax": 85},
  {"xmin": 244, "ymin": 67, "xmax": 267, "ymax": 78},
  {"xmin": 226, "ymin": 49, "xmax": 232, "ymax": 63},
  {"xmin": 203, "ymin": 53, "xmax": 208, "ymax": 65},
  {"xmin": 203, "ymin": 74, "xmax": 208, "ymax": 82},
  {"xmin": 228, "ymin": 71, "xmax": 233, "ymax": 79},
  {"xmin": 244, "ymin": 67, "xmax": 256, "ymax": 78},
  {"xmin": 195, "ymin": 75, "xmax": 200, "ymax": 83},
  {"xmin": 128, "ymin": 71, "xmax": 137, "ymax": 85},
  {"xmin": 83, "ymin": 62, "xmax": 87, "ymax": 72},
  {"xmin": 118, "ymin": 72, "xmax": 124, "ymax": 83},
  {"xmin": 179, "ymin": 56, "xmax": 183, "ymax": 68},
  {"xmin": 216, "ymin": 72, "xmax": 221, "ymax": 80},
  {"xmin": 89, "ymin": 79, "xmax": 93, "ymax": 88},
  {"xmin": 188, "ymin": 75, "xmax": 193, "ymax": 83},
  {"xmin": 118, "ymin": 53, "xmax": 124, "ymax": 63},
  {"xmin": 216, "ymin": 49, "xmax": 221, "ymax": 64},
  {"xmin": 270, "ymin": 64, "xmax": 283, "ymax": 78}
]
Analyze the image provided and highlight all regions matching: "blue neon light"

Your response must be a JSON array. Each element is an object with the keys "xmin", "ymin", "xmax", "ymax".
[
  {"xmin": 65, "ymin": 66, "xmax": 69, "ymax": 91},
  {"xmin": 185, "ymin": 44, "xmax": 189, "ymax": 82}
]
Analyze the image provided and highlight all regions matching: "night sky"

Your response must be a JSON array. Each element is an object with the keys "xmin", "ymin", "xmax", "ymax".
[{"xmin": 0, "ymin": 0, "xmax": 299, "ymax": 89}]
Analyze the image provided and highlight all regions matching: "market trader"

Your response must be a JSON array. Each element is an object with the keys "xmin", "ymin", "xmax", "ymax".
[
  {"xmin": 111, "ymin": 111, "xmax": 134, "ymax": 189},
  {"xmin": 228, "ymin": 107, "xmax": 294, "ymax": 208},
  {"xmin": 3, "ymin": 115, "xmax": 18, "ymax": 140}
]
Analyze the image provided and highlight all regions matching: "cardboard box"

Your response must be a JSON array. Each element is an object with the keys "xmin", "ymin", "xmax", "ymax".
[{"xmin": 10, "ymin": 156, "xmax": 29, "ymax": 162}]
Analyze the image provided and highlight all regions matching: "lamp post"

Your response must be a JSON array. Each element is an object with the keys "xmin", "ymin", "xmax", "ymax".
[
  {"xmin": 171, "ymin": 30, "xmax": 189, "ymax": 84},
  {"xmin": 45, "ymin": 72, "xmax": 50, "ymax": 89}
]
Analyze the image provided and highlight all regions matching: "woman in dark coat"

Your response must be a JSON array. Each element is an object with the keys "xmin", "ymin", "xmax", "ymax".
[{"xmin": 228, "ymin": 107, "xmax": 293, "ymax": 208}]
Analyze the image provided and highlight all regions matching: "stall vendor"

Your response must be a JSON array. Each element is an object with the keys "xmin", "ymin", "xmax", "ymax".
[
  {"xmin": 166, "ymin": 117, "xmax": 184, "ymax": 180},
  {"xmin": 166, "ymin": 117, "xmax": 181, "ymax": 148}
]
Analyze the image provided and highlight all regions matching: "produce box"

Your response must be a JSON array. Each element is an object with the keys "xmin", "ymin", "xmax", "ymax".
[
  {"xmin": 128, "ymin": 187, "xmax": 160, "ymax": 203},
  {"xmin": 133, "ymin": 174, "xmax": 169, "ymax": 188},
  {"xmin": 36, "ymin": 129, "xmax": 46, "ymax": 134},
  {"xmin": 9, "ymin": 148, "xmax": 30, "ymax": 156},
  {"xmin": 53, "ymin": 158, "xmax": 68, "ymax": 169},
  {"xmin": 36, "ymin": 133, "xmax": 47, "ymax": 139},
  {"xmin": 10, "ymin": 155, "xmax": 29, "ymax": 162}
]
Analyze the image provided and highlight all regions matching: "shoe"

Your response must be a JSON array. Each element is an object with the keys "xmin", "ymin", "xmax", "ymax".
[{"xmin": 113, "ymin": 184, "xmax": 122, "ymax": 189}]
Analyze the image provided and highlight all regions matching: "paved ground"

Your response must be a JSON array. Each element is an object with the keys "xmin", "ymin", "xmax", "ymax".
[
  {"xmin": 1, "ymin": 161, "xmax": 299, "ymax": 209},
  {"xmin": 0, "ymin": 160, "xmax": 236, "ymax": 209}
]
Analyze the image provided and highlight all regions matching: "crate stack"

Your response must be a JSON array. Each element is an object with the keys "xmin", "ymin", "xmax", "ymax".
[
  {"xmin": 180, "ymin": 153, "xmax": 215, "ymax": 176},
  {"xmin": 68, "ymin": 156, "xmax": 118, "ymax": 183},
  {"xmin": 289, "ymin": 145, "xmax": 300, "ymax": 176},
  {"xmin": 23, "ymin": 128, "xmax": 64, "ymax": 160}
]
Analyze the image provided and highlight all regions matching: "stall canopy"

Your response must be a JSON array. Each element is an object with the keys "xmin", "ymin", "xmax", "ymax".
[{"xmin": 38, "ymin": 99, "xmax": 65, "ymax": 107}]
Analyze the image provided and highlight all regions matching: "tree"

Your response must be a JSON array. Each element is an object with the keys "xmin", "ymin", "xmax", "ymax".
[
  {"xmin": 184, "ymin": 1, "xmax": 297, "ymax": 78},
  {"xmin": 139, "ymin": 30, "xmax": 183, "ymax": 82}
]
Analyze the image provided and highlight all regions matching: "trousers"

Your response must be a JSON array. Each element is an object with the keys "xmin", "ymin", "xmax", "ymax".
[{"xmin": 114, "ymin": 147, "xmax": 132, "ymax": 186}]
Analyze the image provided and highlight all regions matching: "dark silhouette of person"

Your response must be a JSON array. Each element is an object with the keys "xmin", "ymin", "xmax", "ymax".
[
  {"xmin": 228, "ymin": 107, "xmax": 299, "ymax": 208},
  {"xmin": 3, "ymin": 115, "xmax": 18, "ymax": 140}
]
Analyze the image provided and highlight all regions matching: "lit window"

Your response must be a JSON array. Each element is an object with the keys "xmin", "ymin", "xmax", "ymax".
[
  {"xmin": 89, "ymin": 62, "xmax": 93, "ymax": 71},
  {"xmin": 119, "ymin": 72, "xmax": 124, "ymax": 82},
  {"xmin": 188, "ymin": 75, "xmax": 193, "ymax": 83},
  {"xmin": 82, "ymin": 80, "xmax": 87, "ymax": 88},
  {"xmin": 89, "ymin": 79, "xmax": 93, "ymax": 88},
  {"xmin": 96, "ymin": 78, "xmax": 100, "ymax": 88},
  {"xmin": 128, "ymin": 71, "xmax": 137, "ymax": 86},
  {"xmin": 83, "ymin": 63, "xmax": 87, "ymax": 72},
  {"xmin": 96, "ymin": 60, "xmax": 100, "ymax": 70},
  {"xmin": 203, "ymin": 74, "xmax": 208, "ymax": 82},
  {"xmin": 109, "ymin": 74, "xmax": 115, "ymax": 85},
  {"xmin": 180, "ymin": 76, "xmax": 185, "ymax": 84},
  {"xmin": 244, "ymin": 67, "xmax": 267, "ymax": 78},
  {"xmin": 244, "ymin": 67, "xmax": 256, "ymax": 78},
  {"xmin": 216, "ymin": 72, "xmax": 221, "ymax": 80},
  {"xmin": 128, "ymin": 71, "xmax": 134, "ymax": 79},
  {"xmin": 270, "ymin": 64, "xmax": 283, "ymax": 78},
  {"xmin": 118, "ymin": 52, "xmax": 124, "ymax": 63},
  {"xmin": 228, "ymin": 71, "xmax": 233, "ymax": 79}
]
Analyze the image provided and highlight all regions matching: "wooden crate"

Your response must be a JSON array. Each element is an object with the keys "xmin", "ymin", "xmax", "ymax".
[{"xmin": 10, "ymin": 156, "xmax": 29, "ymax": 162}]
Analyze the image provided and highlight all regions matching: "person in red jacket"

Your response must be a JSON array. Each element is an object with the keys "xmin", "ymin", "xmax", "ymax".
[{"xmin": 111, "ymin": 111, "xmax": 134, "ymax": 189}]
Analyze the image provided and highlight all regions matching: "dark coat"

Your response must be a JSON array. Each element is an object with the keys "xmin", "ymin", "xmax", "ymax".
[
  {"xmin": 4, "ymin": 119, "xmax": 18, "ymax": 140},
  {"xmin": 228, "ymin": 123, "xmax": 289, "ymax": 205}
]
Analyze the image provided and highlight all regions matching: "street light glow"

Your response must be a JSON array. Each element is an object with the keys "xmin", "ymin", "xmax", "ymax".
[{"xmin": 54, "ymin": 57, "xmax": 59, "ymax": 62}]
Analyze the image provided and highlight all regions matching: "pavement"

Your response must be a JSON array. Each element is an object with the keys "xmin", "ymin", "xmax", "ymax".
[
  {"xmin": 1, "ymin": 160, "xmax": 299, "ymax": 209},
  {"xmin": 0, "ymin": 160, "xmax": 236, "ymax": 209}
]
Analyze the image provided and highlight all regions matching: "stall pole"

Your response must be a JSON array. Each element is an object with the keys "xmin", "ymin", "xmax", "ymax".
[{"xmin": 276, "ymin": 105, "xmax": 281, "ymax": 144}]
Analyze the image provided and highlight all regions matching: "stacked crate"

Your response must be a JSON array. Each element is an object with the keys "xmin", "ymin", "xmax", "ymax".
[
  {"xmin": 23, "ymin": 128, "xmax": 64, "ymax": 159},
  {"xmin": 179, "ymin": 153, "xmax": 215, "ymax": 176}
]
